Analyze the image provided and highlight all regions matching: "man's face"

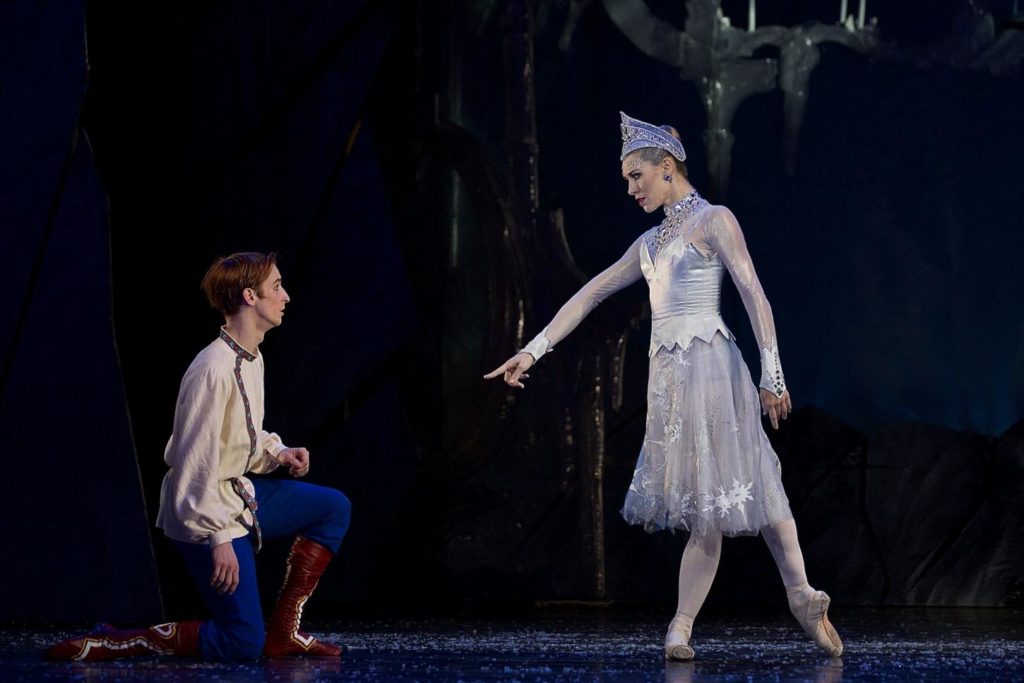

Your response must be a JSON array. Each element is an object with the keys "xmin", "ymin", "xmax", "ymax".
[{"xmin": 251, "ymin": 264, "xmax": 289, "ymax": 328}]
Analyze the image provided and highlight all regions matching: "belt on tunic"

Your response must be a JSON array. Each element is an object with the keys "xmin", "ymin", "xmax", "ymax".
[{"xmin": 229, "ymin": 477, "xmax": 262, "ymax": 553}]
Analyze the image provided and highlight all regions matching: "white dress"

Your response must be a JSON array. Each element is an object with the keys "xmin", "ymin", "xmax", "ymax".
[{"xmin": 521, "ymin": 192, "xmax": 793, "ymax": 537}]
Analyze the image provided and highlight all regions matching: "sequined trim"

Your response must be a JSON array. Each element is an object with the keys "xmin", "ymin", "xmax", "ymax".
[
  {"xmin": 759, "ymin": 341, "xmax": 787, "ymax": 397},
  {"xmin": 620, "ymin": 112, "xmax": 687, "ymax": 162},
  {"xmin": 646, "ymin": 190, "xmax": 710, "ymax": 261}
]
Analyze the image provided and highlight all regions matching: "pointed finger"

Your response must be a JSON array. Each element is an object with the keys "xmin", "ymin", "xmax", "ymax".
[{"xmin": 483, "ymin": 363, "xmax": 509, "ymax": 379}]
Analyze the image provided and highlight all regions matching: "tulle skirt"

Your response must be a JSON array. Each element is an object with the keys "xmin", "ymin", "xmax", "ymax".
[{"xmin": 621, "ymin": 332, "xmax": 793, "ymax": 536}]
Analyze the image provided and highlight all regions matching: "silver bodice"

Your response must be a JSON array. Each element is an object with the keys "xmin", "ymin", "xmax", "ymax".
[{"xmin": 641, "ymin": 237, "xmax": 734, "ymax": 356}]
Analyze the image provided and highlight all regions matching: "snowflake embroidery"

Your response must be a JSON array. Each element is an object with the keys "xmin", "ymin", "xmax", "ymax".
[
  {"xmin": 663, "ymin": 481, "xmax": 700, "ymax": 516},
  {"xmin": 674, "ymin": 490, "xmax": 698, "ymax": 516},
  {"xmin": 698, "ymin": 397, "xmax": 720, "ymax": 443},
  {"xmin": 702, "ymin": 478, "xmax": 754, "ymax": 518},
  {"xmin": 671, "ymin": 348, "xmax": 691, "ymax": 368},
  {"xmin": 651, "ymin": 355, "xmax": 694, "ymax": 447},
  {"xmin": 666, "ymin": 422, "xmax": 683, "ymax": 444}
]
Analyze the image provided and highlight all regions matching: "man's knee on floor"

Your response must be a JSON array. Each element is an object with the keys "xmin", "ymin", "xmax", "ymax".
[{"xmin": 219, "ymin": 623, "xmax": 265, "ymax": 662}]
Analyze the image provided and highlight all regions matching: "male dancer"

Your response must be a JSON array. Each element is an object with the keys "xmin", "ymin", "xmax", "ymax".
[{"xmin": 48, "ymin": 252, "xmax": 351, "ymax": 661}]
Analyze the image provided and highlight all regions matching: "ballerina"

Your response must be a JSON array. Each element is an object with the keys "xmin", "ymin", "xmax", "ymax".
[{"xmin": 485, "ymin": 112, "xmax": 842, "ymax": 660}]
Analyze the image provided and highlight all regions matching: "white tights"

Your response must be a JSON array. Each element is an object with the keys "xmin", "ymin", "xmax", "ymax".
[
  {"xmin": 761, "ymin": 518, "xmax": 815, "ymax": 602},
  {"xmin": 670, "ymin": 518, "xmax": 814, "ymax": 640},
  {"xmin": 675, "ymin": 532, "xmax": 722, "ymax": 619}
]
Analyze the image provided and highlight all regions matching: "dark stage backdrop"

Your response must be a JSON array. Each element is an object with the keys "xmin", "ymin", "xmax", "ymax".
[
  {"xmin": 2, "ymin": 0, "xmax": 1022, "ymax": 624},
  {"xmin": 0, "ymin": 1, "xmax": 163, "ymax": 622}
]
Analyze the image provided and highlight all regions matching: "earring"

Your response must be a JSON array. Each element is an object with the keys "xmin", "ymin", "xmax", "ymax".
[{"xmin": 663, "ymin": 174, "xmax": 672, "ymax": 182}]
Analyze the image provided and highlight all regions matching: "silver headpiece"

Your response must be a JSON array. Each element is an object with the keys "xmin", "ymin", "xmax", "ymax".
[{"xmin": 619, "ymin": 112, "xmax": 687, "ymax": 163}]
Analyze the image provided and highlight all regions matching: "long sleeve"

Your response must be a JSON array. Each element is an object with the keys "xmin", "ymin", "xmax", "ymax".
[
  {"xmin": 521, "ymin": 233, "xmax": 646, "ymax": 360},
  {"xmin": 705, "ymin": 207, "xmax": 787, "ymax": 396},
  {"xmin": 163, "ymin": 366, "xmax": 239, "ymax": 547},
  {"xmin": 249, "ymin": 431, "xmax": 286, "ymax": 474}
]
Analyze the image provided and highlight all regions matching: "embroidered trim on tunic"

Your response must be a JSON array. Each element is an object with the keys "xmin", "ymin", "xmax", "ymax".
[
  {"xmin": 218, "ymin": 328, "xmax": 258, "ymax": 465},
  {"xmin": 218, "ymin": 328, "xmax": 264, "ymax": 552}
]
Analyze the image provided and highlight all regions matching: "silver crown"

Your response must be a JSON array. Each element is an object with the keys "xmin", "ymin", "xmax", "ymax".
[{"xmin": 619, "ymin": 111, "xmax": 687, "ymax": 163}]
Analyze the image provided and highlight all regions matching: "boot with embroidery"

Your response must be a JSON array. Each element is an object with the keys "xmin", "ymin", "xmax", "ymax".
[
  {"xmin": 263, "ymin": 536, "xmax": 343, "ymax": 657},
  {"xmin": 46, "ymin": 621, "xmax": 201, "ymax": 661}
]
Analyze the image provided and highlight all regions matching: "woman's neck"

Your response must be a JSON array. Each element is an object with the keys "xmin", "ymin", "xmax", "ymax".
[{"xmin": 662, "ymin": 179, "xmax": 696, "ymax": 208}]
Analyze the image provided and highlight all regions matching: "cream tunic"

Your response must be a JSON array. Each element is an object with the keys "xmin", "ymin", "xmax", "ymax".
[{"xmin": 156, "ymin": 329, "xmax": 286, "ymax": 547}]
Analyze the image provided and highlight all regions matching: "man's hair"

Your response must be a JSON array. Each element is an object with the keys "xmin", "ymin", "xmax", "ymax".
[{"xmin": 201, "ymin": 252, "xmax": 278, "ymax": 316}]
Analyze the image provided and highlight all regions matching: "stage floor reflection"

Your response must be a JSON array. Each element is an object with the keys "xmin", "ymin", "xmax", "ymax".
[{"xmin": 5, "ymin": 607, "xmax": 1023, "ymax": 681}]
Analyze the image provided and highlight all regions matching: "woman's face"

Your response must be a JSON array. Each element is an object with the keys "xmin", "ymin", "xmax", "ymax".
[{"xmin": 621, "ymin": 153, "xmax": 670, "ymax": 214}]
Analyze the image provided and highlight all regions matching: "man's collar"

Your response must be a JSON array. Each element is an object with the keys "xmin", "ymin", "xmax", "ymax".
[{"xmin": 219, "ymin": 327, "xmax": 258, "ymax": 362}]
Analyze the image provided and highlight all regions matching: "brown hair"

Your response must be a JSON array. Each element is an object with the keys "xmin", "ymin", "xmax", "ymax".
[
  {"xmin": 201, "ymin": 252, "xmax": 278, "ymax": 316},
  {"xmin": 631, "ymin": 125, "xmax": 689, "ymax": 178}
]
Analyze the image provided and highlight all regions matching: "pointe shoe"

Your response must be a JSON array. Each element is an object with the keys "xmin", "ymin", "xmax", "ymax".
[
  {"xmin": 664, "ymin": 614, "xmax": 695, "ymax": 661},
  {"xmin": 789, "ymin": 590, "xmax": 843, "ymax": 657}
]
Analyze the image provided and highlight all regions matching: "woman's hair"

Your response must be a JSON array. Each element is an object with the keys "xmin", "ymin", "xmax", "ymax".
[
  {"xmin": 201, "ymin": 251, "xmax": 278, "ymax": 316},
  {"xmin": 631, "ymin": 125, "xmax": 688, "ymax": 178}
]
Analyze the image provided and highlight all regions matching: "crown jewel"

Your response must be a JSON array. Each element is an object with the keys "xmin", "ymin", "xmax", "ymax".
[{"xmin": 619, "ymin": 112, "xmax": 687, "ymax": 163}]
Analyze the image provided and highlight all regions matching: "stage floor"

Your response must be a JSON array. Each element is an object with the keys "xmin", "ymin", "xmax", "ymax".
[{"xmin": 3, "ymin": 608, "xmax": 1022, "ymax": 681}]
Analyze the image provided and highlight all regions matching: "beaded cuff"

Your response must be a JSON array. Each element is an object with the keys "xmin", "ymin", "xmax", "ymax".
[
  {"xmin": 759, "ymin": 341, "xmax": 786, "ymax": 397},
  {"xmin": 520, "ymin": 327, "xmax": 552, "ymax": 361}
]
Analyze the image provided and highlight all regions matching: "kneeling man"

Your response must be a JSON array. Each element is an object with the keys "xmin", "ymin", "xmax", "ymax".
[{"xmin": 49, "ymin": 252, "xmax": 350, "ymax": 661}]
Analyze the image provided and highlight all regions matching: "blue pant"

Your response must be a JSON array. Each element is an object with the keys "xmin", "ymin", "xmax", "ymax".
[{"xmin": 173, "ymin": 479, "xmax": 351, "ymax": 661}]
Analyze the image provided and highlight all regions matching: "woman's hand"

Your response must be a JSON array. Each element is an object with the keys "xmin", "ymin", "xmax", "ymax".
[
  {"xmin": 210, "ymin": 541, "xmax": 240, "ymax": 595},
  {"xmin": 759, "ymin": 388, "xmax": 792, "ymax": 430},
  {"xmin": 483, "ymin": 352, "xmax": 535, "ymax": 389}
]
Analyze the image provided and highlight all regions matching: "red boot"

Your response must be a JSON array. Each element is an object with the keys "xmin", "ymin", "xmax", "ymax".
[
  {"xmin": 46, "ymin": 621, "xmax": 201, "ymax": 661},
  {"xmin": 263, "ymin": 536, "xmax": 343, "ymax": 657}
]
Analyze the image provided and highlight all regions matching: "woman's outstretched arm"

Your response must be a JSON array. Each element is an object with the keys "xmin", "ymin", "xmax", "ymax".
[{"xmin": 484, "ymin": 233, "xmax": 646, "ymax": 388}]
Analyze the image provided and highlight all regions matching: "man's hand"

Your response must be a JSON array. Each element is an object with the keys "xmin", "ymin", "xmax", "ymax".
[
  {"xmin": 277, "ymin": 447, "xmax": 310, "ymax": 477},
  {"xmin": 759, "ymin": 388, "xmax": 792, "ymax": 430},
  {"xmin": 210, "ymin": 541, "xmax": 239, "ymax": 595}
]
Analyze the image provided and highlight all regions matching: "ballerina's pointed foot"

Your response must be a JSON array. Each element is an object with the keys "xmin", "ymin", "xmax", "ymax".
[
  {"xmin": 664, "ymin": 614, "xmax": 695, "ymax": 661},
  {"xmin": 665, "ymin": 642, "xmax": 695, "ymax": 661},
  {"xmin": 790, "ymin": 590, "xmax": 843, "ymax": 657}
]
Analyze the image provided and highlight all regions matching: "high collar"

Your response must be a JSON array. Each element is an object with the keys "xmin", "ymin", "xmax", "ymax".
[
  {"xmin": 663, "ymin": 189, "xmax": 704, "ymax": 217},
  {"xmin": 219, "ymin": 327, "xmax": 258, "ymax": 362}
]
